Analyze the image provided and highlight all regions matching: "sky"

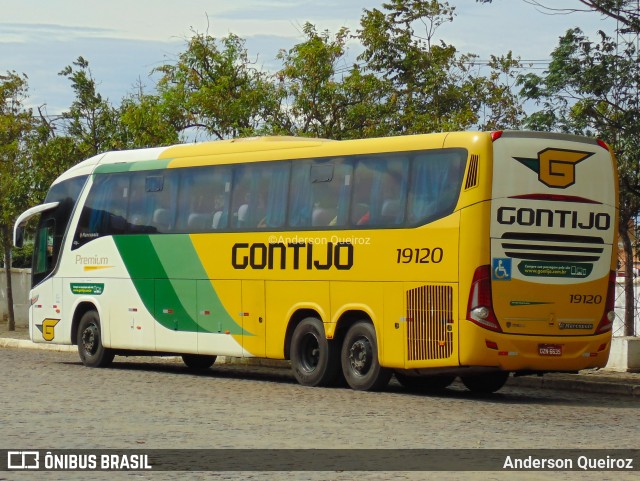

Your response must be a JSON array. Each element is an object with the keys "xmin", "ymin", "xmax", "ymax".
[{"xmin": 0, "ymin": 0, "xmax": 618, "ymax": 114}]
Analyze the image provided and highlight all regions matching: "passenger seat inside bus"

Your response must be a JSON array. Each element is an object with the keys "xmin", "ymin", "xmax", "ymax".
[
  {"xmin": 187, "ymin": 213, "xmax": 211, "ymax": 231},
  {"xmin": 312, "ymin": 206, "xmax": 337, "ymax": 226},
  {"xmin": 380, "ymin": 200, "xmax": 400, "ymax": 224},
  {"xmin": 152, "ymin": 208, "xmax": 172, "ymax": 232}
]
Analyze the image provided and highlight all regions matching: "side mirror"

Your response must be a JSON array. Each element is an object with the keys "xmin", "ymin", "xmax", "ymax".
[
  {"xmin": 14, "ymin": 225, "xmax": 24, "ymax": 248},
  {"xmin": 13, "ymin": 201, "xmax": 60, "ymax": 248}
]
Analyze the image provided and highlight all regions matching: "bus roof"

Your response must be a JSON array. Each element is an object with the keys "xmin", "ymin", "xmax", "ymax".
[{"xmin": 53, "ymin": 132, "xmax": 496, "ymax": 184}]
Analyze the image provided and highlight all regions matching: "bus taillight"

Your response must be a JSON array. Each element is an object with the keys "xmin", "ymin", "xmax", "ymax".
[
  {"xmin": 467, "ymin": 265, "xmax": 502, "ymax": 332},
  {"xmin": 595, "ymin": 271, "xmax": 617, "ymax": 334}
]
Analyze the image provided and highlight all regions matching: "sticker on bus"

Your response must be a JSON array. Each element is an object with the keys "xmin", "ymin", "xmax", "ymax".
[
  {"xmin": 517, "ymin": 261, "xmax": 592, "ymax": 278},
  {"xmin": 492, "ymin": 258, "xmax": 512, "ymax": 281}
]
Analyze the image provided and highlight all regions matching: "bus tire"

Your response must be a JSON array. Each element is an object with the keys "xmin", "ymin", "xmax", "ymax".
[
  {"xmin": 395, "ymin": 372, "xmax": 455, "ymax": 392},
  {"xmin": 461, "ymin": 372, "xmax": 509, "ymax": 394},
  {"xmin": 341, "ymin": 321, "xmax": 391, "ymax": 391},
  {"xmin": 182, "ymin": 354, "xmax": 217, "ymax": 370},
  {"xmin": 290, "ymin": 317, "xmax": 340, "ymax": 387},
  {"xmin": 77, "ymin": 310, "xmax": 114, "ymax": 368}
]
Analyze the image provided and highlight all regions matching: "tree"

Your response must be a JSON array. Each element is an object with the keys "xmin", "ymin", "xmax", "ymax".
[
  {"xmin": 155, "ymin": 32, "xmax": 278, "ymax": 140},
  {"xmin": 357, "ymin": 0, "xmax": 524, "ymax": 134},
  {"xmin": 477, "ymin": 1, "xmax": 639, "ymax": 34},
  {"xmin": 272, "ymin": 23, "xmax": 392, "ymax": 139},
  {"xmin": 58, "ymin": 57, "xmax": 120, "ymax": 158},
  {"xmin": 116, "ymin": 80, "xmax": 180, "ymax": 149},
  {"xmin": 0, "ymin": 72, "xmax": 36, "ymax": 330}
]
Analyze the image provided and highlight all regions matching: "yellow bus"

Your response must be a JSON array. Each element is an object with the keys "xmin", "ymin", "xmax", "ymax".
[{"xmin": 14, "ymin": 131, "xmax": 619, "ymax": 393}]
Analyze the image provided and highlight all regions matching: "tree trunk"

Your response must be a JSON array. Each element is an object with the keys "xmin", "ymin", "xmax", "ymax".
[
  {"xmin": 620, "ymin": 227, "xmax": 636, "ymax": 337},
  {"xmin": 1, "ymin": 226, "xmax": 16, "ymax": 331}
]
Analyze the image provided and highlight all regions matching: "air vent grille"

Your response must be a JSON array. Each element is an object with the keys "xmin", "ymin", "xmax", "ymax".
[
  {"xmin": 500, "ymin": 232, "xmax": 604, "ymax": 262},
  {"xmin": 406, "ymin": 285, "xmax": 453, "ymax": 361},
  {"xmin": 464, "ymin": 154, "xmax": 479, "ymax": 189}
]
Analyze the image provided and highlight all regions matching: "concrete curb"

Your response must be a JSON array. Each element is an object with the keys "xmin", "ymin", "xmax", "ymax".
[
  {"xmin": 0, "ymin": 337, "xmax": 76, "ymax": 352},
  {"xmin": 1, "ymin": 337, "xmax": 638, "ymax": 397},
  {"xmin": 507, "ymin": 374, "xmax": 640, "ymax": 398}
]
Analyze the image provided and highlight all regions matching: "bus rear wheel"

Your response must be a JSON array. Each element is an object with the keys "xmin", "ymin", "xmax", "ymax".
[
  {"xmin": 182, "ymin": 354, "xmax": 217, "ymax": 370},
  {"xmin": 460, "ymin": 372, "xmax": 509, "ymax": 394},
  {"xmin": 395, "ymin": 372, "xmax": 455, "ymax": 392},
  {"xmin": 77, "ymin": 310, "xmax": 114, "ymax": 368},
  {"xmin": 290, "ymin": 317, "xmax": 340, "ymax": 387},
  {"xmin": 341, "ymin": 321, "xmax": 391, "ymax": 391}
]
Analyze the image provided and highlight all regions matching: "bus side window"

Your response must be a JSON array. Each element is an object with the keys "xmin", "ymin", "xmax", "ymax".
[
  {"xmin": 128, "ymin": 173, "xmax": 154, "ymax": 232},
  {"xmin": 74, "ymin": 173, "xmax": 130, "ymax": 248},
  {"xmin": 231, "ymin": 162, "xmax": 289, "ymax": 230},
  {"xmin": 120, "ymin": 172, "xmax": 178, "ymax": 234},
  {"xmin": 350, "ymin": 156, "xmax": 408, "ymax": 227},
  {"xmin": 177, "ymin": 166, "xmax": 232, "ymax": 233},
  {"xmin": 33, "ymin": 218, "xmax": 55, "ymax": 276},
  {"xmin": 289, "ymin": 162, "xmax": 314, "ymax": 227},
  {"xmin": 407, "ymin": 149, "xmax": 467, "ymax": 225},
  {"xmin": 289, "ymin": 159, "xmax": 352, "ymax": 228},
  {"xmin": 261, "ymin": 162, "xmax": 289, "ymax": 228},
  {"xmin": 147, "ymin": 172, "xmax": 178, "ymax": 233}
]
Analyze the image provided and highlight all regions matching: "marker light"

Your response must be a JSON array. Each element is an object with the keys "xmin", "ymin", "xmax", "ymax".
[{"xmin": 485, "ymin": 340, "xmax": 499, "ymax": 350}]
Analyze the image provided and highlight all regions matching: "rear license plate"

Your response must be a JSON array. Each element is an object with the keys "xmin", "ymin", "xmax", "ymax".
[{"xmin": 538, "ymin": 344, "xmax": 563, "ymax": 356}]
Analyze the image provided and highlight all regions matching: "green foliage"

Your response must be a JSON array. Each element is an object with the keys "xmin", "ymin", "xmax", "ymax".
[
  {"xmin": 116, "ymin": 83, "xmax": 180, "ymax": 148},
  {"xmin": 272, "ymin": 23, "xmax": 391, "ymax": 139},
  {"xmin": 358, "ymin": 0, "xmax": 523, "ymax": 133},
  {"xmin": 154, "ymin": 33, "xmax": 278, "ymax": 140},
  {"xmin": 0, "ymin": 71, "xmax": 36, "ymax": 241},
  {"xmin": 58, "ymin": 57, "xmax": 120, "ymax": 158},
  {"xmin": 519, "ymin": 26, "xmax": 640, "ymax": 192},
  {"xmin": 10, "ymin": 242, "xmax": 32, "ymax": 269}
]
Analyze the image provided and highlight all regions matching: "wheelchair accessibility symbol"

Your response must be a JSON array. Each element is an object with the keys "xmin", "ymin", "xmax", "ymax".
[{"xmin": 492, "ymin": 258, "xmax": 512, "ymax": 281}]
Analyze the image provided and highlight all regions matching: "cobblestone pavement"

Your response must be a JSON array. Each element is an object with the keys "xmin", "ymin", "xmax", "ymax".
[
  {"xmin": 2, "ymin": 322, "xmax": 639, "ymax": 397},
  {"xmin": 1, "ymin": 345, "xmax": 639, "ymax": 481}
]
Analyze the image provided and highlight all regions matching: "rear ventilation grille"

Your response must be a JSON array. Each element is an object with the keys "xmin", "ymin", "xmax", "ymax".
[
  {"xmin": 406, "ymin": 285, "xmax": 453, "ymax": 361},
  {"xmin": 500, "ymin": 232, "xmax": 604, "ymax": 263},
  {"xmin": 464, "ymin": 154, "xmax": 479, "ymax": 189}
]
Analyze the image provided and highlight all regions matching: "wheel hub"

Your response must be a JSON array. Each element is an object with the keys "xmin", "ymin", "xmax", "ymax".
[
  {"xmin": 300, "ymin": 333, "xmax": 320, "ymax": 372},
  {"xmin": 82, "ymin": 325, "xmax": 98, "ymax": 355},
  {"xmin": 349, "ymin": 338, "xmax": 372, "ymax": 374}
]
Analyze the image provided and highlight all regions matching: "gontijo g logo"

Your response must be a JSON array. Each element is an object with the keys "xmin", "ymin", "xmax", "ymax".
[{"xmin": 514, "ymin": 148, "xmax": 593, "ymax": 189}]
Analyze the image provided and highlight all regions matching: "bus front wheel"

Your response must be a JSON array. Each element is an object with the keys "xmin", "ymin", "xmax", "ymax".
[
  {"xmin": 341, "ymin": 321, "xmax": 391, "ymax": 391},
  {"xmin": 77, "ymin": 310, "xmax": 114, "ymax": 368},
  {"xmin": 460, "ymin": 372, "xmax": 509, "ymax": 394},
  {"xmin": 290, "ymin": 317, "xmax": 340, "ymax": 387}
]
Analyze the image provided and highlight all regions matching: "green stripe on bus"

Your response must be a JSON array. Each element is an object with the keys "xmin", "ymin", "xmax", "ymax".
[
  {"xmin": 94, "ymin": 158, "xmax": 173, "ymax": 174},
  {"xmin": 113, "ymin": 235, "xmax": 245, "ymax": 335}
]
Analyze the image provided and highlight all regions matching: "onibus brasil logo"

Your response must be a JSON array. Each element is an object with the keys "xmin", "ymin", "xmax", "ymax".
[{"xmin": 514, "ymin": 148, "xmax": 593, "ymax": 189}]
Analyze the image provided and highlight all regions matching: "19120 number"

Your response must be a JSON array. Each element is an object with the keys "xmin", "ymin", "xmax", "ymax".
[
  {"xmin": 396, "ymin": 248, "xmax": 443, "ymax": 264},
  {"xmin": 569, "ymin": 294, "xmax": 602, "ymax": 304}
]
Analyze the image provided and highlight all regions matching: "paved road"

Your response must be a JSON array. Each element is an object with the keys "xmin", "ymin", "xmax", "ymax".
[{"xmin": 1, "ymin": 347, "xmax": 639, "ymax": 481}]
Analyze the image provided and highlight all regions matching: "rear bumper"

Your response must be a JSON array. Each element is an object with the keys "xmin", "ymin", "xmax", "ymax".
[{"xmin": 459, "ymin": 324, "xmax": 611, "ymax": 372}]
